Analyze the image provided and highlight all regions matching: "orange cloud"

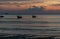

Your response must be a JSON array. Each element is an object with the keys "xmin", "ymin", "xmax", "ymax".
[
  {"xmin": 0, "ymin": 2, "xmax": 43, "ymax": 10},
  {"xmin": 0, "ymin": 1, "xmax": 60, "ymax": 11},
  {"xmin": 45, "ymin": 6, "xmax": 60, "ymax": 10},
  {"xmin": 0, "ymin": 5, "xmax": 28, "ymax": 10}
]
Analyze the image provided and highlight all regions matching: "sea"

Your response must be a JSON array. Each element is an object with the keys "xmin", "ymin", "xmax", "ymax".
[{"xmin": 0, "ymin": 15, "xmax": 60, "ymax": 39}]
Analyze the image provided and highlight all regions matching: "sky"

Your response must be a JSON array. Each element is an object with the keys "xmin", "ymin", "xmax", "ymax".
[{"xmin": 0, "ymin": 0, "xmax": 60, "ymax": 13}]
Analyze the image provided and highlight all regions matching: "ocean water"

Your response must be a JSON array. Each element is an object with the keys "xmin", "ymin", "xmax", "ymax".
[{"xmin": 0, "ymin": 15, "xmax": 60, "ymax": 39}]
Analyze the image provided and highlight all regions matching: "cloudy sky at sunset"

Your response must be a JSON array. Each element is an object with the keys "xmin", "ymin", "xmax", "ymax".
[{"xmin": 0, "ymin": 0, "xmax": 60, "ymax": 13}]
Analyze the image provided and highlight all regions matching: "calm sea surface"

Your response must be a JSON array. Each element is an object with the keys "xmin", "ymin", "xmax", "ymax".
[{"xmin": 0, "ymin": 15, "xmax": 60, "ymax": 39}]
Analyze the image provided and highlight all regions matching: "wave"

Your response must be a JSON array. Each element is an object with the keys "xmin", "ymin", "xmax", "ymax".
[
  {"xmin": 0, "ymin": 28, "xmax": 59, "ymax": 39},
  {"xmin": 0, "ymin": 27, "xmax": 59, "ymax": 35},
  {"xmin": 0, "ymin": 34, "xmax": 55, "ymax": 39},
  {"xmin": 0, "ymin": 28, "xmax": 59, "ymax": 31}
]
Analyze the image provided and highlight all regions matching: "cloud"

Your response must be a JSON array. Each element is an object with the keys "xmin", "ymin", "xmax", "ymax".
[
  {"xmin": 45, "ymin": 0, "xmax": 60, "ymax": 2},
  {"xmin": 0, "ymin": 5, "xmax": 60, "ymax": 15},
  {"xmin": 0, "ymin": 0, "xmax": 43, "ymax": 1},
  {"xmin": 0, "ymin": 0, "xmax": 44, "ymax": 7},
  {"xmin": 50, "ymin": 4, "xmax": 60, "ymax": 6},
  {"xmin": 0, "ymin": 0, "xmax": 44, "ymax": 5},
  {"xmin": 0, "ymin": 0, "xmax": 29, "ymax": 1},
  {"xmin": 0, "ymin": 6, "xmax": 45, "ymax": 15},
  {"xmin": 44, "ymin": 0, "xmax": 60, "ymax": 6},
  {"xmin": 0, "ymin": 0, "xmax": 44, "ymax": 4},
  {"xmin": 20, "ymin": 6, "xmax": 45, "ymax": 13}
]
